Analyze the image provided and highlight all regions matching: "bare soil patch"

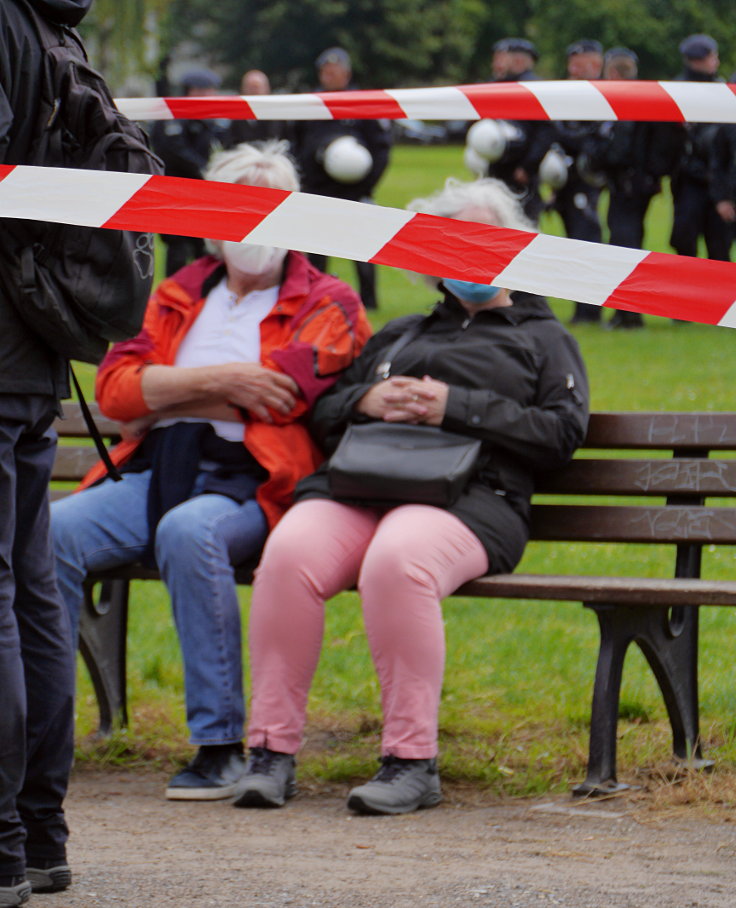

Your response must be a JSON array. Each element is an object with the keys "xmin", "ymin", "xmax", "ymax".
[{"xmin": 39, "ymin": 767, "xmax": 736, "ymax": 907}]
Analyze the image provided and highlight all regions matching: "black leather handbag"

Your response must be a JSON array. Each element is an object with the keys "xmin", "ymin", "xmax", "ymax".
[
  {"xmin": 328, "ymin": 421, "xmax": 481, "ymax": 506},
  {"xmin": 327, "ymin": 318, "xmax": 481, "ymax": 507}
]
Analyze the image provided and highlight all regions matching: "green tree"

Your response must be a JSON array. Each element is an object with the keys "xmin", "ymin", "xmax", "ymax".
[{"xmin": 79, "ymin": 0, "xmax": 172, "ymax": 90}]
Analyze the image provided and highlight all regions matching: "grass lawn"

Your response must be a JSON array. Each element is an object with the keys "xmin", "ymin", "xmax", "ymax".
[{"xmin": 72, "ymin": 144, "xmax": 736, "ymax": 799}]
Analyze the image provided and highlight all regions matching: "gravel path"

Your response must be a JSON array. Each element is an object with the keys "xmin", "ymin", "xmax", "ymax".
[{"xmin": 41, "ymin": 768, "xmax": 735, "ymax": 907}]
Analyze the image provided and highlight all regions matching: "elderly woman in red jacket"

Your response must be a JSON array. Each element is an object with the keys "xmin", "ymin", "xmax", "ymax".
[{"xmin": 51, "ymin": 141, "xmax": 371, "ymax": 801}]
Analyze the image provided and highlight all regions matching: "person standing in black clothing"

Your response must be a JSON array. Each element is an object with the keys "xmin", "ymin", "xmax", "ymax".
[
  {"xmin": 293, "ymin": 47, "xmax": 392, "ymax": 310},
  {"xmin": 0, "ymin": 1, "xmax": 101, "ymax": 903},
  {"xmin": 223, "ymin": 69, "xmax": 293, "ymax": 150},
  {"xmin": 485, "ymin": 38, "xmax": 554, "ymax": 223},
  {"xmin": 710, "ymin": 121, "xmax": 736, "ymax": 253},
  {"xmin": 584, "ymin": 48, "xmax": 685, "ymax": 328},
  {"xmin": 670, "ymin": 35, "xmax": 731, "ymax": 263},
  {"xmin": 151, "ymin": 68, "xmax": 227, "ymax": 275},
  {"xmin": 552, "ymin": 40, "xmax": 605, "ymax": 324}
]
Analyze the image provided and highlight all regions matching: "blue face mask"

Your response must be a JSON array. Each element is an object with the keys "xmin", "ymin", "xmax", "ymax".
[{"xmin": 443, "ymin": 278, "xmax": 502, "ymax": 305}]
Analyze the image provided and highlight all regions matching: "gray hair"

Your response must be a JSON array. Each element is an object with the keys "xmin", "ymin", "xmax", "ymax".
[
  {"xmin": 204, "ymin": 139, "xmax": 300, "ymax": 192},
  {"xmin": 407, "ymin": 176, "xmax": 536, "ymax": 233},
  {"xmin": 204, "ymin": 141, "xmax": 299, "ymax": 257}
]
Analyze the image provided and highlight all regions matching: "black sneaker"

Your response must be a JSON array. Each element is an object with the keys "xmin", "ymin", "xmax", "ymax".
[
  {"xmin": 165, "ymin": 744, "xmax": 245, "ymax": 801},
  {"xmin": 26, "ymin": 862, "xmax": 71, "ymax": 893},
  {"xmin": 347, "ymin": 756, "xmax": 442, "ymax": 815},
  {"xmin": 0, "ymin": 881, "xmax": 31, "ymax": 906},
  {"xmin": 232, "ymin": 747, "xmax": 296, "ymax": 808}
]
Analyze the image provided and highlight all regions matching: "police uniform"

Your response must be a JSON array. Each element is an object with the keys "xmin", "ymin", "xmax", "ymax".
[
  {"xmin": 670, "ymin": 35, "xmax": 732, "ymax": 262},
  {"xmin": 151, "ymin": 69, "xmax": 227, "ymax": 275},
  {"xmin": 583, "ymin": 48, "xmax": 685, "ymax": 327},
  {"xmin": 552, "ymin": 41, "xmax": 604, "ymax": 323},
  {"xmin": 486, "ymin": 39, "xmax": 554, "ymax": 222},
  {"xmin": 293, "ymin": 49, "xmax": 392, "ymax": 309}
]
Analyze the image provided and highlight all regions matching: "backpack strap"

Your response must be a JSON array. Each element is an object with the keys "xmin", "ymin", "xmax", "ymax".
[{"xmin": 70, "ymin": 367, "xmax": 123, "ymax": 482}]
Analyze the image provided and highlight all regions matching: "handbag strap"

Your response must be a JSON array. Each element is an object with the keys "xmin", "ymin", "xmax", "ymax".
[
  {"xmin": 70, "ymin": 366, "xmax": 123, "ymax": 482},
  {"xmin": 375, "ymin": 317, "xmax": 430, "ymax": 380}
]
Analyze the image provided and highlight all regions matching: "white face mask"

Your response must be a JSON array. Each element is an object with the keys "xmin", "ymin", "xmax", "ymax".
[{"xmin": 221, "ymin": 241, "xmax": 287, "ymax": 275}]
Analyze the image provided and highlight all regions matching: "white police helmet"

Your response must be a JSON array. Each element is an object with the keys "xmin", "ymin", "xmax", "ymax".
[
  {"xmin": 466, "ymin": 119, "xmax": 507, "ymax": 162},
  {"xmin": 538, "ymin": 146, "xmax": 570, "ymax": 190},
  {"xmin": 322, "ymin": 136, "xmax": 373, "ymax": 183},
  {"xmin": 463, "ymin": 144, "xmax": 488, "ymax": 176}
]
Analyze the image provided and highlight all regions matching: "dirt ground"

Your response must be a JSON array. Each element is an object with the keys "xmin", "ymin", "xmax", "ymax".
[{"xmin": 37, "ymin": 767, "xmax": 735, "ymax": 908}]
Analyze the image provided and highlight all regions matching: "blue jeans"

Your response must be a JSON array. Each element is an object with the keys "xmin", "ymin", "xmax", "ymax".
[{"xmin": 51, "ymin": 469, "xmax": 268, "ymax": 745}]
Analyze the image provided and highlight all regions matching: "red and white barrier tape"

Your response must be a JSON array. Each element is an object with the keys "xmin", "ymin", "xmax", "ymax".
[
  {"xmin": 115, "ymin": 81, "xmax": 736, "ymax": 123},
  {"xmin": 1, "ymin": 164, "xmax": 734, "ymax": 327}
]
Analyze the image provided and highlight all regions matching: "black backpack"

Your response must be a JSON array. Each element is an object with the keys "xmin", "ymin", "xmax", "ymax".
[{"xmin": 0, "ymin": 1, "xmax": 164, "ymax": 364}]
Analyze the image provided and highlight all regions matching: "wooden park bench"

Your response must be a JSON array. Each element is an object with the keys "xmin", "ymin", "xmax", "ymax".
[{"xmin": 52, "ymin": 403, "xmax": 736, "ymax": 796}]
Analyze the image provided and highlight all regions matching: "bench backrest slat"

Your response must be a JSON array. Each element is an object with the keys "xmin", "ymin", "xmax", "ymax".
[
  {"xmin": 531, "ymin": 505, "xmax": 736, "ymax": 544},
  {"xmin": 537, "ymin": 459, "xmax": 736, "ymax": 497}
]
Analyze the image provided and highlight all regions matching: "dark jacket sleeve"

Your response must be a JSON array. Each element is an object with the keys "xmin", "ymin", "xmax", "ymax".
[
  {"xmin": 441, "ymin": 324, "xmax": 589, "ymax": 471},
  {"xmin": 307, "ymin": 316, "xmax": 418, "ymax": 453}
]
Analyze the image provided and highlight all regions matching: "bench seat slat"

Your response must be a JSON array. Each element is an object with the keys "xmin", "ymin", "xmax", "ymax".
[{"xmin": 457, "ymin": 573, "xmax": 736, "ymax": 605}]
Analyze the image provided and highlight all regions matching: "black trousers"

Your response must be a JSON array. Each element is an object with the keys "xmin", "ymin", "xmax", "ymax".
[
  {"xmin": 670, "ymin": 177, "xmax": 732, "ymax": 261},
  {"xmin": 308, "ymin": 253, "xmax": 377, "ymax": 310},
  {"xmin": 0, "ymin": 396, "xmax": 74, "ymax": 877},
  {"xmin": 554, "ymin": 179, "xmax": 603, "ymax": 322}
]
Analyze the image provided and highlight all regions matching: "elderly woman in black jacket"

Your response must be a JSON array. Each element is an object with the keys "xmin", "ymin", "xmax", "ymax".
[{"xmin": 234, "ymin": 177, "xmax": 590, "ymax": 816}]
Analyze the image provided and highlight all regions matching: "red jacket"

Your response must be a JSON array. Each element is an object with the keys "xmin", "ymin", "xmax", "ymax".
[{"xmin": 81, "ymin": 252, "xmax": 372, "ymax": 528}]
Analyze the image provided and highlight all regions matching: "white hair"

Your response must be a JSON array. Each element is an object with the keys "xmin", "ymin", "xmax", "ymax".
[
  {"xmin": 407, "ymin": 176, "xmax": 537, "ymax": 233},
  {"xmin": 405, "ymin": 177, "xmax": 536, "ymax": 290},
  {"xmin": 204, "ymin": 139, "xmax": 300, "ymax": 192},
  {"xmin": 204, "ymin": 141, "xmax": 299, "ymax": 257}
]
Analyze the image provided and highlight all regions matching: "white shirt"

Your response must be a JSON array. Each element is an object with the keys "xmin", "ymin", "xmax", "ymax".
[{"xmin": 156, "ymin": 277, "xmax": 279, "ymax": 442}]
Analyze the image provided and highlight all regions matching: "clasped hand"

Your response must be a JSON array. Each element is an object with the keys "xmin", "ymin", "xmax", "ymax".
[{"xmin": 356, "ymin": 375, "xmax": 449, "ymax": 426}]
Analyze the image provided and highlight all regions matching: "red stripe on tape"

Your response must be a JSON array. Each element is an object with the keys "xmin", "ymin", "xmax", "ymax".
[
  {"xmin": 458, "ymin": 83, "xmax": 550, "ymax": 120},
  {"xmin": 372, "ymin": 214, "xmax": 535, "ymax": 280},
  {"xmin": 0, "ymin": 164, "xmax": 15, "ymax": 183},
  {"xmin": 608, "ymin": 252, "xmax": 736, "ymax": 323},
  {"xmin": 164, "ymin": 96, "xmax": 256, "ymax": 120},
  {"xmin": 102, "ymin": 176, "xmax": 287, "ymax": 240},
  {"xmin": 319, "ymin": 90, "xmax": 407, "ymax": 119},
  {"xmin": 594, "ymin": 81, "xmax": 685, "ymax": 122}
]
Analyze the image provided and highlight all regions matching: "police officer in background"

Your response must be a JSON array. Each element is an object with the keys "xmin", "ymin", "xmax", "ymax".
[
  {"xmin": 670, "ymin": 35, "xmax": 731, "ymax": 263},
  {"xmin": 486, "ymin": 38, "xmax": 554, "ymax": 222},
  {"xmin": 583, "ymin": 48, "xmax": 684, "ymax": 328},
  {"xmin": 710, "ymin": 119, "xmax": 736, "ymax": 256},
  {"xmin": 151, "ymin": 68, "xmax": 227, "ymax": 275},
  {"xmin": 223, "ymin": 69, "xmax": 293, "ymax": 150},
  {"xmin": 552, "ymin": 39, "xmax": 605, "ymax": 323},
  {"xmin": 293, "ymin": 47, "xmax": 392, "ymax": 309}
]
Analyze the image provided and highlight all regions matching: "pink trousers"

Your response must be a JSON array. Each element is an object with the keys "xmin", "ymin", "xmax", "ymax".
[{"xmin": 247, "ymin": 499, "xmax": 488, "ymax": 758}]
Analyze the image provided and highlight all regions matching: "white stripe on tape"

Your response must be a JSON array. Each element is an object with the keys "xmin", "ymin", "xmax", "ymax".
[
  {"xmin": 521, "ymin": 80, "xmax": 617, "ymax": 121},
  {"xmin": 660, "ymin": 81, "xmax": 736, "ymax": 124},
  {"xmin": 493, "ymin": 234, "xmax": 648, "ymax": 305},
  {"xmin": 385, "ymin": 87, "xmax": 480, "ymax": 120},
  {"xmin": 247, "ymin": 94, "xmax": 333, "ymax": 120},
  {"xmin": 717, "ymin": 301, "xmax": 736, "ymax": 328},
  {"xmin": 0, "ymin": 167, "xmax": 151, "ymax": 227},
  {"xmin": 244, "ymin": 193, "xmax": 415, "ymax": 260},
  {"xmin": 116, "ymin": 98, "xmax": 174, "ymax": 120}
]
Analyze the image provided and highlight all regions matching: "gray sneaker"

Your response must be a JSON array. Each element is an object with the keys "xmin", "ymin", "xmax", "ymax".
[
  {"xmin": 347, "ymin": 756, "xmax": 442, "ymax": 815},
  {"xmin": 26, "ymin": 863, "xmax": 71, "ymax": 893},
  {"xmin": 0, "ymin": 881, "xmax": 31, "ymax": 907},
  {"xmin": 232, "ymin": 747, "xmax": 296, "ymax": 808}
]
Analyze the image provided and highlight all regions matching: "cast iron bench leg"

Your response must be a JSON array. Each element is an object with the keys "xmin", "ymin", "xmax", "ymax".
[
  {"xmin": 635, "ymin": 605, "xmax": 711, "ymax": 770},
  {"xmin": 78, "ymin": 578, "xmax": 129, "ymax": 736},
  {"xmin": 573, "ymin": 602, "xmax": 633, "ymax": 796},
  {"xmin": 574, "ymin": 603, "xmax": 710, "ymax": 797}
]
